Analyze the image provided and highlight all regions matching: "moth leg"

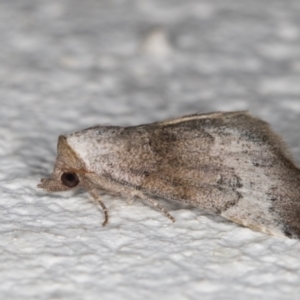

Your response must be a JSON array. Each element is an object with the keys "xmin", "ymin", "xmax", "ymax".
[
  {"xmin": 126, "ymin": 197, "xmax": 135, "ymax": 205},
  {"xmin": 135, "ymin": 192, "xmax": 175, "ymax": 223},
  {"xmin": 89, "ymin": 189, "xmax": 109, "ymax": 226}
]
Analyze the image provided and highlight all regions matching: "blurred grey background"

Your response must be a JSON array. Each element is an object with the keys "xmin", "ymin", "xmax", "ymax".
[
  {"xmin": 2, "ymin": 0, "xmax": 300, "ymax": 171},
  {"xmin": 1, "ymin": 1, "xmax": 300, "ymax": 135}
]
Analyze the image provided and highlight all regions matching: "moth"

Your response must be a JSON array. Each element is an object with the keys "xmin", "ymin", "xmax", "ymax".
[{"xmin": 38, "ymin": 111, "xmax": 300, "ymax": 239}]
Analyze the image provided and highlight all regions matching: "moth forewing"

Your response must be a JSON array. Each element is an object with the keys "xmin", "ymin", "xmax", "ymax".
[{"xmin": 38, "ymin": 111, "xmax": 300, "ymax": 239}]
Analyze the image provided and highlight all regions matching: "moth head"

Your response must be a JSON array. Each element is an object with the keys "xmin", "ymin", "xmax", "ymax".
[
  {"xmin": 38, "ymin": 135, "xmax": 87, "ymax": 192},
  {"xmin": 38, "ymin": 170, "xmax": 81, "ymax": 192}
]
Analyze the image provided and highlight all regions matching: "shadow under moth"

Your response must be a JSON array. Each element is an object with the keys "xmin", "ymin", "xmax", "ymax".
[{"xmin": 38, "ymin": 111, "xmax": 300, "ymax": 239}]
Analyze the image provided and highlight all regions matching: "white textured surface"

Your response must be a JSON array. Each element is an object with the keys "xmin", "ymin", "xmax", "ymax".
[{"xmin": 1, "ymin": 0, "xmax": 300, "ymax": 299}]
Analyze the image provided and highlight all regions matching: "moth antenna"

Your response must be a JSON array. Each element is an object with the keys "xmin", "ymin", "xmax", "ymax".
[{"xmin": 138, "ymin": 194, "xmax": 175, "ymax": 223}]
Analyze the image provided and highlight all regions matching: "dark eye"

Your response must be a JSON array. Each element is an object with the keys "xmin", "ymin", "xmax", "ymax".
[{"xmin": 61, "ymin": 172, "xmax": 79, "ymax": 188}]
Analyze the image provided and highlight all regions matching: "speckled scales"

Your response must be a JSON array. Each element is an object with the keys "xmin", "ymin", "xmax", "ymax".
[{"xmin": 38, "ymin": 111, "xmax": 300, "ymax": 238}]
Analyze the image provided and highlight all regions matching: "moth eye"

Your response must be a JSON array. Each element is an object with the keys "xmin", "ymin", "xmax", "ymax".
[{"xmin": 61, "ymin": 172, "xmax": 79, "ymax": 188}]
